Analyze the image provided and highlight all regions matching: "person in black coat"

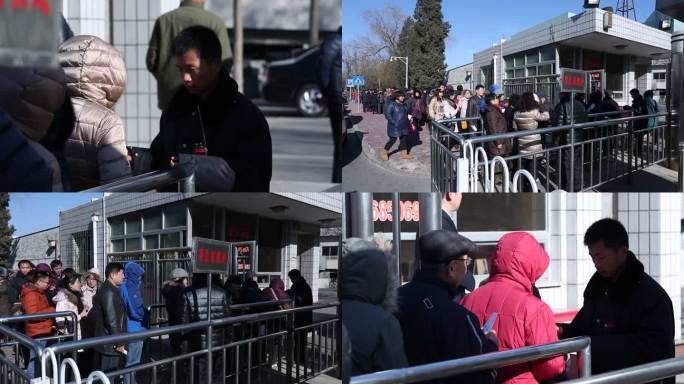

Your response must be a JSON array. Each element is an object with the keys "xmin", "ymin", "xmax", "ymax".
[
  {"xmin": 318, "ymin": 26, "xmax": 342, "ymax": 184},
  {"xmin": 286, "ymin": 269, "xmax": 313, "ymax": 364},
  {"xmin": 90, "ymin": 263, "xmax": 128, "ymax": 374},
  {"xmin": 561, "ymin": 219, "xmax": 674, "ymax": 382},
  {"xmin": 150, "ymin": 26, "xmax": 272, "ymax": 192},
  {"xmin": 628, "ymin": 89, "xmax": 648, "ymax": 158},
  {"xmin": 395, "ymin": 230, "xmax": 498, "ymax": 384},
  {"xmin": 553, "ymin": 93, "xmax": 588, "ymax": 191}
]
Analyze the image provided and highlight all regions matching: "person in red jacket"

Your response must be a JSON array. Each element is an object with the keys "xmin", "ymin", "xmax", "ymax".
[
  {"xmin": 20, "ymin": 271, "xmax": 56, "ymax": 378},
  {"xmin": 461, "ymin": 232, "xmax": 565, "ymax": 383}
]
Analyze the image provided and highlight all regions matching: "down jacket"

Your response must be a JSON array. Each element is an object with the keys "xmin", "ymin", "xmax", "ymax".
[
  {"xmin": 513, "ymin": 109, "xmax": 550, "ymax": 159},
  {"xmin": 57, "ymin": 35, "xmax": 131, "ymax": 190},
  {"xmin": 461, "ymin": 232, "xmax": 565, "ymax": 384},
  {"xmin": 384, "ymin": 100, "xmax": 409, "ymax": 138},
  {"xmin": 180, "ymin": 284, "xmax": 229, "ymax": 351},
  {"xmin": 0, "ymin": 68, "xmax": 68, "ymax": 191},
  {"xmin": 20, "ymin": 284, "xmax": 56, "ymax": 338}
]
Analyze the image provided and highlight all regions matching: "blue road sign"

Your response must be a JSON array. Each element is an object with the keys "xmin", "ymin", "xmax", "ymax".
[
  {"xmin": 346, "ymin": 78, "xmax": 354, "ymax": 87},
  {"xmin": 352, "ymin": 75, "xmax": 365, "ymax": 87}
]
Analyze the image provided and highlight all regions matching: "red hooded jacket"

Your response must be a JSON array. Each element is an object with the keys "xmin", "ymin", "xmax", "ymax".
[
  {"xmin": 21, "ymin": 284, "xmax": 55, "ymax": 337},
  {"xmin": 461, "ymin": 232, "xmax": 565, "ymax": 383}
]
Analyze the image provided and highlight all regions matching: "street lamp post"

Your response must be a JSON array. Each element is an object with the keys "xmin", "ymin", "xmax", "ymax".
[{"xmin": 390, "ymin": 56, "xmax": 409, "ymax": 89}]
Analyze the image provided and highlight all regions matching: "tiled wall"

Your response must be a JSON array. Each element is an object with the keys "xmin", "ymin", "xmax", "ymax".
[{"xmin": 10, "ymin": 227, "xmax": 60, "ymax": 269}]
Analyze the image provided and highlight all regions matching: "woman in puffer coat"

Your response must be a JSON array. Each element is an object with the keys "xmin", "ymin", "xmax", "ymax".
[
  {"xmin": 461, "ymin": 232, "xmax": 565, "ymax": 384},
  {"xmin": 512, "ymin": 92, "xmax": 549, "ymax": 187},
  {"xmin": 52, "ymin": 272, "xmax": 87, "ymax": 340},
  {"xmin": 57, "ymin": 35, "xmax": 131, "ymax": 190},
  {"xmin": 0, "ymin": 68, "xmax": 69, "ymax": 191}
]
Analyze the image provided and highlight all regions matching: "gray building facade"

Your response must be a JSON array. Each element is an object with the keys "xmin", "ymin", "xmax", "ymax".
[{"xmin": 10, "ymin": 227, "xmax": 60, "ymax": 269}]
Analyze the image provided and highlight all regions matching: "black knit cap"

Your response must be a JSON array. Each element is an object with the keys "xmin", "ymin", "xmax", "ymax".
[{"xmin": 418, "ymin": 230, "xmax": 476, "ymax": 264}]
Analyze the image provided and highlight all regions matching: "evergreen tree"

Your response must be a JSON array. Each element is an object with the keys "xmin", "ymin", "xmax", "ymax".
[
  {"xmin": 0, "ymin": 193, "xmax": 15, "ymax": 265},
  {"xmin": 395, "ymin": 17, "xmax": 416, "ymax": 90},
  {"xmin": 410, "ymin": 0, "xmax": 450, "ymax": 90}
]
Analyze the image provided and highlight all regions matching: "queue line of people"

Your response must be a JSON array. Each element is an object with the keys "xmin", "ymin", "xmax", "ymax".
[{"xmin": 342, "ymin": 217, "xmax": 675, "ymax": 383}]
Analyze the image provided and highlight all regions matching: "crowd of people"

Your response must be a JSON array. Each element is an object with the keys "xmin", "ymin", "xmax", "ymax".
[
  {"xmin": 342, "ymin": 203, "xmax": 674, "ymax": 383},
  {"xmin": 347, "ymin": 81, "xmax": 661, "ymax": 190},
  {"xmin": 0, "ymin": 258, "xmax": 314, "ymax": 382}
]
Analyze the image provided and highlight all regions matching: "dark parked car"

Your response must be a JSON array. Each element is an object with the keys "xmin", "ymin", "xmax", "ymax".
[{"xmin": 262, "ymin": 45, "xmax": 327, "ymax": 117}]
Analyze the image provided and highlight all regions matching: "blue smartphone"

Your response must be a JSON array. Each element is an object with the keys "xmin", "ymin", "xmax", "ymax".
[{"xmin": 483, "ymin": 312, "xmax": 498, "ymax": 333}]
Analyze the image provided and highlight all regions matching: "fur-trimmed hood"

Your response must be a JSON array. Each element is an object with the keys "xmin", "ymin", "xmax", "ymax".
[{"xmin": 340, "ymin": 241, "xmax": 399, "ymax": 313}]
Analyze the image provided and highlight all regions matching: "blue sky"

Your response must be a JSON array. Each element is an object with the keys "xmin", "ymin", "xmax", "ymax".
[
  {"xmin": 343, "ymin": 0, "xmax": 657, "ymax": 68},
  {"xmin": 8, "ymin": 193, "xmax": 102, "ymax": 237}
]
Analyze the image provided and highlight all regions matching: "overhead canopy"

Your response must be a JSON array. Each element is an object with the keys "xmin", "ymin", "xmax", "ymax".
[{"xmin": 561, "ymin": 32, "xmax": 671, "ymax": 57}]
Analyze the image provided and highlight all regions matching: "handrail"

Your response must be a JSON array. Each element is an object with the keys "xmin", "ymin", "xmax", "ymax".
[
  {"xmin": 229, "ymin": 299, "xmax": 294, "ymax": 311},
  {"xmin": 84, "ymin": 161, "xmax": 196, "ymax": 192},
  {"xmin": 46, "ymin": 302, "xmax": 339, "ymax": 355},
  {"xmin": 0, "ymin": 323, "xmax": 45, "ymax": 355},
  {"xmin": 0, "ymin": 310, "xmax": 77, "ymax": 325},
  {"xmin": 350, "ymin": 336, "xmax": 591, "ymax": 384},
  {"xmin": 432, "ymin": 112, "xmax": 667, "ymax": 145},
  {"xmin": 563, "ymin": 356, "xmax": 684, "ymax": 384}
]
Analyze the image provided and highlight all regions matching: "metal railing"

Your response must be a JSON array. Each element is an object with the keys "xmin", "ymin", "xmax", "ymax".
[
  {"xmin": 563, "ymin": 356, "xmax": 684, "ymax": 384},
  {"xmin": 431, "ymin": 112, "xmax": 674, "ymax": 192},
  {"xmin": 0, "ymin": 311, "xmax": 79, "ymax": 384},
  {"xmin": 350, "ymin": 336, "xmax": 591, "ymax": 384},
  {"xmin": 32, "ymin": 302, "xmax": 339, "ymax": 384},
  {"xmin": 85, "ymin": 161, "xmax": 196, "ymax": 192}
]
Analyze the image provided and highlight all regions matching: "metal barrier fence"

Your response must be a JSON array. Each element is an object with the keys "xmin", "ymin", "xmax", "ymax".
[
  {"xmin": 85, "ymin": 161, "xmax": 196, "ymax": 192},
  {"xmin": 350, "ymin": 336, "xmax": 591, "ymax": 384},
  {"xmin": 431, "ymin": 111, "xmax": 674, "ymax": 192},
  {"xmin": 31, "ymin": 302, "xmax": 339, "ymax": 384},
  {"xmin": 0, "ymin": 311, "xmax": 79, "ymax": 384},
  {"xmin": 563, "ymin": 356, "xmax": 684, "ymax": 384}
]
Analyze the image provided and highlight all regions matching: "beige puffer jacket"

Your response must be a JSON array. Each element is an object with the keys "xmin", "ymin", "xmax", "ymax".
[
  {"xmin": 57, "ymin": 35, "xmax": 131, "ymax": 190},
  {"xmin": 513, "ymin": 109, "xmax": 550, "ymax": 159},
  {"xmin": 0, "ymin": 68, "xmax": 68, "ymax": 191}
]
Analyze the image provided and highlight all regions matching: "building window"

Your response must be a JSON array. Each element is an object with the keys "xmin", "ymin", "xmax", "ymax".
[
  {"xmin": 144, "ymin": 235, "xmax": 159, "ymax": 250},
  {"xmin": 322, "ymin": 246, "xmax": 338, "ymax": 260},
  {"xmin": 125, "ymin": 237, "xmax": 141, "ymax": 251},
  {"xmin": 653, "ymin": 72, "xmax": 666, "ymax": 80},
  {"xmin": 112, "ymin": 239, "xmax": 124, "ymax": 253},
  {"xmin": 164, "ymin": 204, "xmax": 186, "ymax": 228},
  {"xmin": 111, "ymin": 219, "xmax": 124, "ymax": 236},
  {"xmin": 126, "ymin": 215, "xmax": 141, "ymax": 234},
  {"xmin": 504, "ymin": 45, "xmax": 556, "ymax": 80},
  {"xmin": 192, "ymin": 203, "xmax": 214, "ymax": 239},
  {"xmin": 161, "ymin": 232, "xmax": 183, "ymax": 248},
  {"xmin": 457, "ymin": 194, "xmax": 546, "ymax": 231},
  {"xmin": 143, "ymin": 210, "xmax": 161, "ymax": 231}
]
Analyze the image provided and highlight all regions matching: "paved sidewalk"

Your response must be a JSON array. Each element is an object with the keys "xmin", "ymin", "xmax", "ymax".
[{"xmin": 352, "ymin": 111, "xmax": 431, "ymax": 177}]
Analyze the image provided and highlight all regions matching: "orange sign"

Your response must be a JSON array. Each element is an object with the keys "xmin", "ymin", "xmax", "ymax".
[
  {"xmin": 1, "ymin": 0, "xmax": 51, "ymax": 15},
  {"xmin": 372, "ymin": 200, "xmax": 420, "ymax": 222}
]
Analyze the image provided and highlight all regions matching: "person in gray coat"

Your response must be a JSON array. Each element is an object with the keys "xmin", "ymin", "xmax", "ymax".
[{"xmin": 340, "ymin": 240, "xmax": 408, "ymax": 376}]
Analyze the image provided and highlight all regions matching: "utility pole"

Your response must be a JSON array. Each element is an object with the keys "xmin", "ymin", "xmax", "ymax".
[
  {"xmin": 310, "ymin": 0, "xmax": 320, "ymax": 45},
  {"xmin": 233, "ymin": 0, "xmax": 244, "ymax": 92}
]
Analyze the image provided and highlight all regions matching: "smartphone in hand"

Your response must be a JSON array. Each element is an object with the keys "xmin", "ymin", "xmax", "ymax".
[{"xmin": 483, "ymin": 312, "xmax": 498, "ymax": 334}]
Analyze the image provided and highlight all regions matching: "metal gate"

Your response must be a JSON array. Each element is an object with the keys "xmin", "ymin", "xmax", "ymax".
[{"xmin": 503, "ymin": 74, "xmax": 560, "ymax": 106}]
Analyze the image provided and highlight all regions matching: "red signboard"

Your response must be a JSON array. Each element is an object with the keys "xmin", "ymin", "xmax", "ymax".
[
  {"xmin": 372, "ymin": 200, "xmax": 420, "ymax": 222},
  {"xmin": 193, "ymin": 237, "xmax": 231, "ymax": 274},
  {"xmin": 560, "ymin": 68, "xmax": 587, "ymax": 93}
]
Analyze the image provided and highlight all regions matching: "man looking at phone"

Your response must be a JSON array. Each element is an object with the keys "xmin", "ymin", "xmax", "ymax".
[
  {"xmin": 395, "ymin": 230, "xmax": 498, "ymax": 384},
  {"xmin": 560, "ymin": 219, "xmax": 674, "ymax": 380},
  {"xmin": 461, "ymin": 232, "xmax": 566, "ymax": 383}
]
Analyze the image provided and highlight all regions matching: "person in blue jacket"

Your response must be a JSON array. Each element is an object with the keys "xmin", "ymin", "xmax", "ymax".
[{"xmin": 119, "ymin": 262, "xmax": 147, "ymax": 384}]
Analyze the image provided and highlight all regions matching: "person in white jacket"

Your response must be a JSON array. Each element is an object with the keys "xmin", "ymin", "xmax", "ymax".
[
  {"xmin": 53, "ymin": 272, "xmax": 88, "ymax": 340},
  {"xmin": 80, "ymin": 267, "xmax": 101, "ymax": 317}
]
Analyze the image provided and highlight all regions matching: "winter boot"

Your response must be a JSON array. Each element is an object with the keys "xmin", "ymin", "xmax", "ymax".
[
  {"xmin": 379, "ymin": 149, "xmax": 390, "ymax": 161},
  {"xmin": 399, "ymin": 150, "xmax": 413, "ymax": 160}
]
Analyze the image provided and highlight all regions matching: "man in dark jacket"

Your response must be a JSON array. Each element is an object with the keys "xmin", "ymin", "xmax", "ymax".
[
  {"xmin": 150, "ymin": 26, "xmax": 272, "ymax": 192},
  {"xmin": 286, "ymin": 269, "xmax": 313, "ymax": 364},
  {"xmin": 629, "ymin": 88, "xmax": 648, "ymax": 158},
  {"xmin": 467, "ymin": 85, "xmax": 486, "ymax": 131},
  {"xmin": 553, "ymin": 93, "xmax": 588, "ymax": 191},
  {"xmin": 341, "ymin": 247, "xmax": 408, "ymax": 375},
  {"xmin": 91, "ymin": 262, "xmax": 128, "ymax": 373},
  {"xmin": 8, "ymin": 260, "xmax": 32, "ymax": 304},
  {"xmin": 180, "ymin": 273, "xmax": 228, "ymax": 383},
  {"xmin": 395, "ymin": 230, "xmax": 498, "ymax": 384},
  {"xmin": 561, "ymin": 219, "xmax": 674, "ymax": 382},
  {"xmin": 319, "ymin": 26, "xmax": 342, "ymax": 184}
]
